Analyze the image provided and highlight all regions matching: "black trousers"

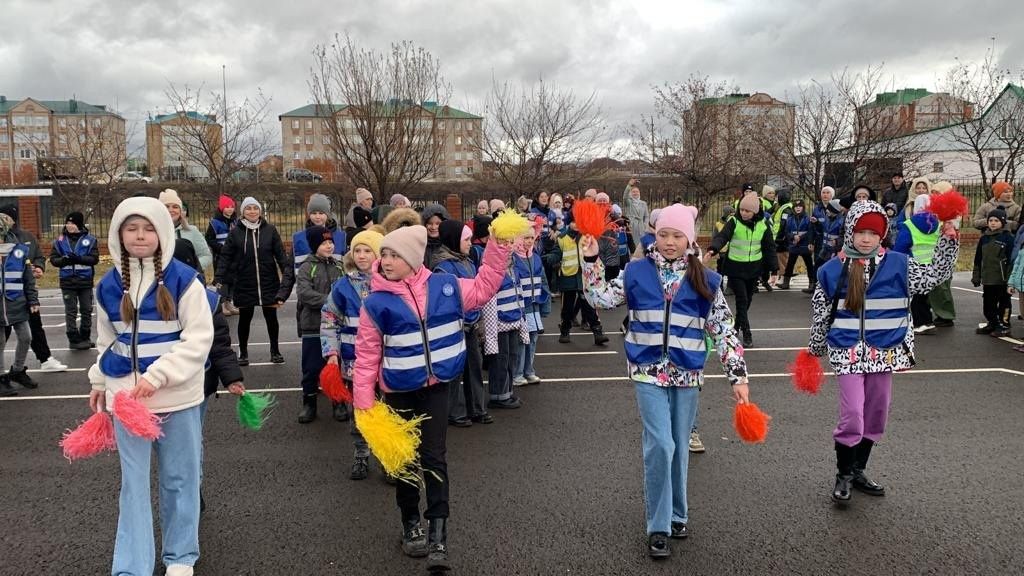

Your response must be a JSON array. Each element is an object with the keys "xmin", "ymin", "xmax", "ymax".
[
  {"xmin": 237, "ymin": 306, "xmax": 280, "ymax": 354},
  {"xmin": 783, "ymin": 251, "xmax": 815, "ymax": 284},
  {"xmin": 62, "ymin": 287, "xmax": 94, "ymax": 340},
  {"xmin": 386, "ymin": 382, "xmax": 450, "ymax": 520},
  {"xmin": 730, "ymin": 276, "xmax": 757, "ymax": 333},
  {"xmin": 299, "ymin": 336, "xmax": 323, "ymax": 397},
  {"xmin": 910, "ymin": 294, "xmax": 933, "ymax": 328},
  {"xmin": 560, "ymin": 289, "xmax": 599, "ymax": 329},
  {"xmin": 982, "ymin": 284, "xmax": 1011, "ymax": 326},
  {"xmin": 451, "ymin": 326, "xmax": 487, "ymax": 420},
  {"xmin": 5, "ymin": 309, "xmax": 51, "ymax": 362}
]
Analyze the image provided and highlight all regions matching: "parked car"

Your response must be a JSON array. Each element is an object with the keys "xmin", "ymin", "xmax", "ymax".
[
  {"xmin": 286, "ymin": 168, "xmax": 323, "ymax": 183},
  {"xmin": 115, "ymin": 171, "xmax": 153, "ymax": 183}
]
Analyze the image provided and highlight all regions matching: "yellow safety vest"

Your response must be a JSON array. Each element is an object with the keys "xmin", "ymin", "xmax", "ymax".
[{"xmin": 559, "ymin": 235, "xmax": 580, "ymax": 276}]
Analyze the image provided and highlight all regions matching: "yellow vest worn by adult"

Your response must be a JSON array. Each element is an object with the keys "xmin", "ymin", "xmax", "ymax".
[
  {"xmin": 559, "ymin": 234, "xmax": 580, "ymax": 276},
  {"xmin": 728, "ymin": 220, "xmax": 767, "ymax": 263}
]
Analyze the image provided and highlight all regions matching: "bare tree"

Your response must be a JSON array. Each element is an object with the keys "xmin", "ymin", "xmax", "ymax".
[
  {"xmin": 310, "ymin": 34, "xmax": 450, "ymax": 202},
  {"xmin": 475, "ymin": 77, "xmax": 612, "ymax": 198},
  {"xmin": 162, "ymin": 82, "xmax": 274, "ymax": 195},
  {"xmin": 939, "ymin": 47, "xmax": 1024, "ymax": 183}
]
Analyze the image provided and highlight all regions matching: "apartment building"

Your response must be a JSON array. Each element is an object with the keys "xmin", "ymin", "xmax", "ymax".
[
  {"xmin": 0, "ymin": 96, "xmax": 126, "ymax": 184},
  {"xmin": 146, "ymin": 111, "xmax": 223, "ymax": 181},
  {"xmin": 278, "ymin": 101, "xmax": 483, "ymax": 181},
  {"xmin": 685, "ymin": 92, "xmax": 796, "ymax": 175},
  {"xmin": 856, "ymin": 89, "xmax": 973, "ymax": 142}
]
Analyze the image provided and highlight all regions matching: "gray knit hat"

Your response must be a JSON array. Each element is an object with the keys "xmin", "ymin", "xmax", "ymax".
[{"xmin": 307, "ymin": 193, "xmax": 332, "ymax": 216}]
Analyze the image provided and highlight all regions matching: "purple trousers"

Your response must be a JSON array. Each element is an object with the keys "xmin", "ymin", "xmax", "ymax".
[{"xmin": 834, "ymin": 372, "xmax": 893, "ymax": 447}]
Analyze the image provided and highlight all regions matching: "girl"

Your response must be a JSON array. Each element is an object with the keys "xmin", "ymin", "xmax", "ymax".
[
  {"xmin": 88, "ymin": 197, "xmax": 214, "ymax": 576},
  {"xmin": 214, "ymin": 197, "xmax": 289, "ymax": 366},
  {"xmin": 892, "ymin": 194, "xmax": 940, "ymax": 334},
  {"xmin": 205, "ymin": 196, "xmax": 239, "ymax": 315},
  {"xmin": 352, "ymin": 224, "xmax": 511, "ymax": 572},
  {"xmin": 580, "ymin": 204, "xmax": 751, "ymax": 559},
  {"xmin": 706, "ymin": 194, "xmax": 778, "ymax": 347},
  {"xmin": 49, "ymin": 211, "xmax": 99, "ymax": 349},
  {"xmin": 809, "ymin": 201, "xmax": 958, "ymax": 505},
  {"xmin": 544, "ymin": 222, "xmax": 608, "ymax": 345},
  {"xmin": 512, "ymin": 222, "xmax": 551, "ymax": 386},
  {"xmin": 433, "ymin": 220, "xmax": 492, "ymax": 425},
  {"xmin": 322, "ymin": 229, "xmax": 383, "ymax": 479},
  {"xmin": 0, "ymin": 214, "xmax": 39, "ymax": 395},
  {"xmin": 421, "ymin": 203, "xmax": 450, "ymax": 269},
  {"xmin": 483, "ymin": 229, "xmax": 527, "ymax": 409},
  {"xmin": 779, "ymin": 199, "xmax": 813, "ymax": 291}
]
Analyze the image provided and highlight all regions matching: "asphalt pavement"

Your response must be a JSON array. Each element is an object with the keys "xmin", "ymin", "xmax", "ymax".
[{"xmin": 1, "ymin": 271, "xmax": 1022, "ymax": 576}]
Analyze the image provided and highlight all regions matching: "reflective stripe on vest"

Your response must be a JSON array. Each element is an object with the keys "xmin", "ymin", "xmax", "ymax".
[
  {"xmin": 622, "ymin": 258, "xmax": 720, "ymax": 370},
  {"xmin": 292, "ymin": 229, "xmax": 348, "ymax": 270},
  {"xmin": 96, "ymin": 259, "xmax": 199, "ymax": 378},
  {"xmin": 773, "ymin": 202, "xmax": 793, "ymax": 231},
  {"xmin": 904, "ymin": 221, "xmax": 939, "ymax": 264},
  {"xmin": 559, "ymin": 235, "xmax": 579, "ymax": 276},
  {"xmin": 2, "ymin": 244, "xmax": 29, "ymax": 300},
  {"xmin": 211, "ymin": 218, "xmax": 231, "ymax": 245},
  {"xmin": 434, "ymin": 258, "xmax": 480, "ymax": 325},
  {"xmin": 56, "ymin": 235, "xmax": 96, "ymax": 280},
  {"xmin": 514, "ymin": 253, "xmax": 549, "ymax": 307},
  {"xmin": 330, "ymin": 277, "xmax": 364, "ymax": 362},
  {"xmin": 363, "ymin": 274, "xmax": 466, "ymax": 390},
  {"xmin": 617, "ymin": 229, "xmax": 629, "ymax": 257},
  {"xmin": 727, "ymin": 220, "xmax": 767, "ymax": 262},
  {"xmin": 495, "ymin": 271, "xmax": 523, "ymax": 323},
  {"xmin": 818, "ymin": 252, "xmax": 910, "ymax": 350}
]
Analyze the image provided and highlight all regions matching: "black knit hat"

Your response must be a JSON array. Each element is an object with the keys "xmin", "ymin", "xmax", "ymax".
[
  {"xmin": 353, "ymin": 206, "xmax": 373, "ymax": 229},
  {"xmin": 65, "ymin": 211, "xmax": 85, "ymax": 230},
  {"xmin": 0, "ymin": 204, "xmax": 18, "ymax": 223},
  {"xmin": 438, "ymin": 219, "xmax": 465, "ymax": 253},
  {"xmin": 988, "ymin": 208, "xmax": 1008, "ymax": 226},
  {"xmin": 305, "ymin": 225, "xmax": 333, "ymax": 254},
  {"xmin": 472, "ymin": 215, "xmax": 492, "ymax": 240}
]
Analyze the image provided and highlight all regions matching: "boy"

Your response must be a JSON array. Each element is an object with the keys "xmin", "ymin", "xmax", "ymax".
[
  {"xmin": 973, "ymin": 209, "xmax": 1015, "ymax": 337},
  {"xmin": 49, "ymin": 212, "xmax": 99, "ymax": 349},
  {"xmin": 296, "ymin": 226, "xmax": 345, "ymax": 422}
]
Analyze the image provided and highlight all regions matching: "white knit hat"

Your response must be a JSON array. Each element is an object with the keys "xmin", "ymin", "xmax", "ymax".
[{"xmin": 158, "ymin": 188, "xmax": 184, "ymax": 208}]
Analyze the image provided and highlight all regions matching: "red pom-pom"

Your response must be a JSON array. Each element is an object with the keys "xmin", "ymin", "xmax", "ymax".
[
  {"xmin": 572, "ymin": 199, "xmax": 609, "ymax": 237},
  {"xmin": 112, "ymin": 391, "xmax": 163, "ymax": 440},
  {"xmin": 788, "ymin": 349, "xmax": 824, "ymax": 395},
  {"xmin": 733, "ymin": 402, "xmax": 771, "ymax": 444},
  {"xmin": 927, "ymin": 190, "xmax": 969, "ymax": 221},
  {"xmin": 320, "ymin": 361, "xmax": 352, "ymax": 404},
  {"xmin": 60, "ymin": 412, "xmax": 116, "ymax": 461}
]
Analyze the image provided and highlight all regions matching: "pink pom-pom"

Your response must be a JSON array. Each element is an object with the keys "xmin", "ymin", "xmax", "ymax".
[
  {"xmin": 60, "ymin": 412, "xmax": 116, "ymax": 461},
  {"xmin": 112, "ymin": 391, "xmax": 163, "ymax": 440},
  {"xmin": 788, "ymin": 349, "xmax": 824, "ymax": 395}
]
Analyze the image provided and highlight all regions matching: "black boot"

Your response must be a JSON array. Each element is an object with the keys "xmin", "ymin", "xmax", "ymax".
[
  {"xmin": 297, "ymin": 394, "xmax": 317, "ymax": 424},
  {"xmin": 833, "ymin": 442, "xmax": 856, "ymax": 505},
  {"xmin": 558, "ymin": 323, "xmax": 571, "ymax": 344},
  {"xmin": 80, "ymin": 328, "xmax": 96, "ymax": 349},
  {"xmin": 350, "ymin": 456, "xmax": 369, "ymax": 481},
  {"xmin": 801, "ymin": 280, "xmax": 817, "ymax": 295},
  {"xmin": 426, "ymin": 518, "xmax": 450, "ymax": 572},
  {"xmin": 851, "ymin": 439, "xmax": 885, "ymax": 496},
  {"xmin": 402, "ymin": 516, "xmax": 428, "ymax": 558},
  {"xmin": 8, "ymin": 367, "xmax": 37, "ymax": 389},
  {"xmin": 67, "ymin": 331, "xmax": 83, "ymax": 350},
  {"xmin": 778, "ymin": 276, "xmax": 791, "ymax": 290},
  {"xmin": 742, "ymin": 329, "xmax": 753, "ymax": 348},
  {"xmin": 0, "ymin": 374, "xmax": 16, "ymax": 397},
  {"xmin": 592, "ymin": 324, "xmax": 609, "ymax": 346},
  {"xmin": 332, "ymin": 402, "xmax": 350, "ymax": 422}
]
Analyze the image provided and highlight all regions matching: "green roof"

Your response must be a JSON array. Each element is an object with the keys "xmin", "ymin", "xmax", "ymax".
[
  {"xmin": 280, "ymin": 100, "xmax": 481, "ymax": 120},
  {"xmin": 863, "ymin": 88, "xmax": 931, "ymax": 108},
  {"xmin": 698, "ymin": 94, "xmax": 751, "ymax": 106},
  {"xmin": 148, "ymin": 111, "xmax": 216, "ymax": 124},
  {"xmin": 0, "ymin": 97, "xmax": 118, "ymax": 116}
]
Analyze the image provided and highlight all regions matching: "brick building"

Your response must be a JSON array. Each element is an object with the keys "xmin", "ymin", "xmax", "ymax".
[
  {"xmin": 146, "ymin": 111, "xmax": 223, "ymax": 182},
  {"xmin": 856, "ymin": 89, "xmax": 974, "ymax": 142}
]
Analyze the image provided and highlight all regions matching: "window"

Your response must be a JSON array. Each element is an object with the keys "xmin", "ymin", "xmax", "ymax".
[
  {"xmin": 323, "ymin": 135, "xmax": 331, "ymax": 145},
  {"xmin": 19, "ymin": 148, "xmax": 33, "ymax": 159},
  {"xmin": 466, "ymin": 122, "xmax": 473, "ymax": 131},
  {"xmin": 292, "ymin": 119, "xmax": 300, "ymax": 130},
  {"xmin": 454, "ymin": 166, "xmax": 463, "ymax": 175},
  {"xmin": 307, "ymin": 151, "xmax": 316, "ymax": 159},
  {"xmin": 293, "ymin": 136, "xmax": 301, "ymax": 145},
  {"xmin": 455, "ymin": 136, "xmax": 462, "ymax": 146},
  {"xmin": 989, "ymin": 156, "xmax": 1005, "ymax": 171},
  {"xmin": 34, "ymin": 116, "xmax": 49, "ymax": 126},
  {"xmin": 305, "ymin": 120, "xmax": 313, "ymax": 130},
  {"xmin": 58, "ymin": 118, "xmax": 66, "ymax": 128},
  {"xmin": 322, "ymin": 120, "xmax": 331, "ymax": 129},
  {"xmin": 932, "ymin": 161, "xmax": 944, "ymax": 173},
  {"xmin": 437, "ymin": 121, "xmax": 445, "ymax": 130},
  {"xmin": 293, "ymin": 151, "xmax": 300, "ymax": 159},
  {"xmin": 58, "ymin": 134, "xmax": 67, "ymax": 146},
  {"xmin": 1000, "ymin": 120, "xmax": 1017, "ymax": 139},
  {"xmin": 79, "ymin": 119, "xmax": 86, "ymax": 128},
  {"xmin": 454, "ymin": 152, "xmax": 462, "ymax": 161},
  {"xmin": 466, "ymin": 165, "xmax": 474, "ymax": 174},
  {"xmin": 0, "ymin": 118, "xmax": 6, "ymax": 128},
  {"xmin": 0, "ymin": 134, "xmax": 6, "ymax": 143},
  {"xmin": 13, "ymin": 116, "xmax": 30, "ymax": 126},
  {"xmin": 0, "ymin": 150, "xmax": 7, "ymax": 159},
  {"xmin": 455, "ymin": 122, "xmax": 462, "ymax": 130},
  {"xmin": 305, "ymin": 135, "xmax": 313, "ymax": 145},
  {"xmin": 92, "ymin": 118, "xmax": 101, "ymax": 127}
]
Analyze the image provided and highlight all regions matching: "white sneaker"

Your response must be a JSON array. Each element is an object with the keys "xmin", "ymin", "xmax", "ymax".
[
  {"xmin": 512, "ymin": 376, "xmax": 528, "ymax": 387},
  {"xmin": 39, "ymin": 357, "xmax": 67, "ymax": 373},
  {"xmin": 525, "ymin": 374, "xmax": 542, "ymax": 385},
  {"xmin": 166, "ymin": 565, "xmax": 194, "ymax": 576},
  {"xmin": 688, "ymin": 431, "xmax": 706, "ymax": 453}
]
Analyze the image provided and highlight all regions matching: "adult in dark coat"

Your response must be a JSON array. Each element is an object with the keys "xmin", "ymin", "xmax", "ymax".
[
  {"xmin": 881, "ymin": 172, "xmax": 909, "ymax": 212},
  {"xmin": 214, "ymin": 196, "xmax": 289, "ymax": 365}
]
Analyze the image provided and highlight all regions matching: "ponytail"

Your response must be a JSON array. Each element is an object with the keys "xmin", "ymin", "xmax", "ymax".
[
  {"xmin": 686, "ymin": 252, "xmax": 714, "ymax": 301},
  {"xmin": 844, "ymin": 259, "xmax": 866, "ymax": 313}
]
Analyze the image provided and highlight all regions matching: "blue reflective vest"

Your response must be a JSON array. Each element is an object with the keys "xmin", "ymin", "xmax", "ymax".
[
  {"xmin": 817, "ymin": 252, "xmax": 910, "ymax": 350},
  {"xmin": 96, "ymin": 259, "xmax": 199, "ymax": 378},
  {"xmin": 617, "ymin": 229, "xmax": 629, "ymax": 258},
  {"xmin": 2, "ymin": 244, "xmax": 30, "ymax": 300},
  {"xmin": 494, "ymin": 267, "xmax": 523, "ymax": 323},
  {"xmin": 640, "ymin": 232, "xmax": 655, "ymax": 253},
  {"xmin": 329, "ymin": 277, "xmax": 366, "ymax": 362},
  {"xmin": 210, "ymin": 218, "xmax": 232, "ymax": 246},
  {"xmin": 514, "ymin": 253, "xmax": 549, "ymax": 308},
  {"xmin": 55, "ymin": 234, "xmax": 96, "ymax": 280},
  {"xmin": 363, "ymin": 274, "xmax": 466, "ymax": 391},
  {"xmin": 292, "ymin": 228, "xmax": 348, "ymax": 270},
  {"xmin": 623, "ymin": 258, "xmax": 721, "ymax": 369},
  {"xmin": 434, "ymin": 258, "xmax": 480, "ymax": 325}
]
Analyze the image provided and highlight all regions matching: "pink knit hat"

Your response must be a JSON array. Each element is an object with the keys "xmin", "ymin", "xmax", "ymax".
[
  {"xmin": 655, "ymin": 204, "xmax": 698, "ymax": 244},
  {"xmin": 381, "ymin": 225, "xmax": 427, "ymax": 269},
  {"xmin": 460, "ymin": 225, "xmax": 473, "ymax": 242}
]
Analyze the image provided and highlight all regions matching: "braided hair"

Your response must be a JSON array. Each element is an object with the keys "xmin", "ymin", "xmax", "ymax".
[{"xmin": 118, "ymin": 241, "xmax": 178, "ymax": 325}]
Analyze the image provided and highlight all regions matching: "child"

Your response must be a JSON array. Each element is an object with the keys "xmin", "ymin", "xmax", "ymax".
[
  {"xmin": 809, "ymin": 201, "xmax": 957, "ymax": 505},
  {"xmin": 513, "ymin": 222, "xmax": 551, "ymax": 386},
  {"xmin": 205, "ymin": 196, "xmax": 239, "ymax": 315},
  {"xmin": 884, "ymin": 203, "xmax": 899, "ymax": 246},
  {"xmin": 88, "ymin": 197, "xmax": 215, "ymax": 576},
  {"xmin": 972, "ymin": 208, "xmax": 1015, "ymax": 337},
  {"xmin": 469, "ymin": 215, "xmax": 491, "ymax": 267},
  {"xmin": 545, "ymin": 222, "xmax": 608, "ymax": 345},
  {"xmin": 892, "ymin": 195, "xmax": 940, "ymax": 334},
  {"xmin": 778, "ymin": 199, "xmax": 813, "ymax": 291},
  {"xmin": 296, "ymin": 225, "xmax": 345, "ymax": 423},
  {"xmin": 706, "ymin": 193, "xmax": 778, "ymax": 347},
  {"xmin": 579, "ymin": 204, "xmax": 751, "ymax": 559},
  {"xmin": 1008, "ymin": 230, "xmax": 1024, "ymax": 350},
  {"xmin": 352, "ymin": 224, "xmax": 511, "ymax": 572},
  {"xmin": 49, "ymin": 211, "xmax": 99, "ymax": 350},
  {"xmin": 0, "ymin": 214, "xmax": 39, "ymax": 395},
  {"xmin": 483, "ymin": 231, "xmax": 526, "ymax": 409},
  {"xmin": 433, "ymin": 220, "xmax": 492, "ymax": 425},
  {"xmin": 322, "ymin": 229, "xmax": 383, "ymax": 479}
]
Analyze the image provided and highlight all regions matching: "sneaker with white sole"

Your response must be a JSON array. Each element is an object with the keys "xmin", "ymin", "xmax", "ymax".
[
  {"xmin": 688, "ymin": 431, "xmax": 705, "ymax": 453},
  {"xmin": 512, "ymin": 376, "xmax": 528, "ymax": 387},
  {"xmin": 166, "ymin": 565, "xmax": 194, "ymax": 576},
  {"xmin": 39, "ymin": 357, "xmax": 67, "ymax": 373},
  {"xmin": 525, "ymin": 374, "xmax": 542, "ymax": 385}
]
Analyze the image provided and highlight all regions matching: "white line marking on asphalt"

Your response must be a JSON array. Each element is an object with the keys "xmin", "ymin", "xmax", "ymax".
[
  {"xmin": 535, "ymin": 351, "xmax": 617, "ymax": 356},
  {"xmin": 953, "ymin": 286, "xmax": 984, "ymax": 294},
  {"xmin": 42, "ymin": 323, "xmax": 66, "ymax": 328}
]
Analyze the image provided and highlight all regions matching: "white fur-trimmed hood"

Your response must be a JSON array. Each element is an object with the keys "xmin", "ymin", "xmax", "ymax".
[{"xmin": 107, "ymin": 197, "xmax": 176, "ymax": 268}]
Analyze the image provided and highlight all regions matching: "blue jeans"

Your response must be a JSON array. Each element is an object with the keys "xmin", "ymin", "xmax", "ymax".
[
  {"xmin": 516, "ymin": 330, "xmax": 539, "ymax": 379},
  {"xmin": 635, "ymin": 382, "xmax": 699, "ymax": 535},
  {"xmin": 112, "ymin": 404, "xmax": 202, "ymax": 576}
]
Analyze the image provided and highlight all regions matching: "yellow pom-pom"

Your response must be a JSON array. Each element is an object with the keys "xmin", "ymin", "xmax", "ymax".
[
  {"xmin": 355, "ymin": 401, "xmax": 428, "ymax": 482},
  {"xmin": 490, "ymin": 209, "xmax": 531, "ymax": 241}
]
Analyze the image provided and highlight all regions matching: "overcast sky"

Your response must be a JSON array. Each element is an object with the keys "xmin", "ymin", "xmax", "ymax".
[{"xmin": 3, "ymin": 0, "xmax": 1022, "ymax": 157}]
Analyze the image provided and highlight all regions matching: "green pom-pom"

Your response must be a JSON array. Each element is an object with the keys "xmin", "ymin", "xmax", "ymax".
[{"xmin": 237, "ymin": 392, "xmax": 275, "ymax": 430}]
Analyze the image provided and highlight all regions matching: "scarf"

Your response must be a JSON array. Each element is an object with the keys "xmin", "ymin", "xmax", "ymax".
[{"xmin": 241, "ymin": 217, "xmax": 262, "ymax": 231}]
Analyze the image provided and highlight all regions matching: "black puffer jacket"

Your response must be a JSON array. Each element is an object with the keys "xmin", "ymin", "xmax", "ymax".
[
  {"xmin": 204, "ymin": 292, "xmax": 244, "ymax": 397},
  {"xmin": 215, "ymin": 219, "xmax": 288, "ymax": 307}
]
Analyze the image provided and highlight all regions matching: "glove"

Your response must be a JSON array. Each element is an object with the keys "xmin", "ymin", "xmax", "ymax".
[{"xmin": 971, "ymin": 279, "xmax": 981, "ymax": 287}]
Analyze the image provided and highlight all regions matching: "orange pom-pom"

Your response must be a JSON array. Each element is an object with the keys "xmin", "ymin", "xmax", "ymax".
[
  {"xmin": 788, "ymin": 349, "xmax": 824, "ymax": 395},
  {"xmin": 733, "ymin": 402, "xmax": 771, "ymax": 443},
  {"xmin": 112, "ymin": 391, "xmax": 163, "ymax": 441},
  {"xmin": 572, "ymin": 199, "xmax": 609, "ymax": 237},
  {"xmin": 927, "ymin": 190, "xmax": 969, "ymax": 222},
  {"xmin": 60, "ymin": 412, "xmax": 116, "ymax": 461},
  {"xmin": 320, "ymin": 361, "xmax": 352, "ymax": 404}
]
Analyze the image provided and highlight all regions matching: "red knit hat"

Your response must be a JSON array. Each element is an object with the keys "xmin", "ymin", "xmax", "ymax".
[
  {"xmin": 218, "ymin": 195, "xmax": 235, "ymax": 211},
  {"xmin": 853, "ymin": 212, "xmax": 888, "ymax": 238}
]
